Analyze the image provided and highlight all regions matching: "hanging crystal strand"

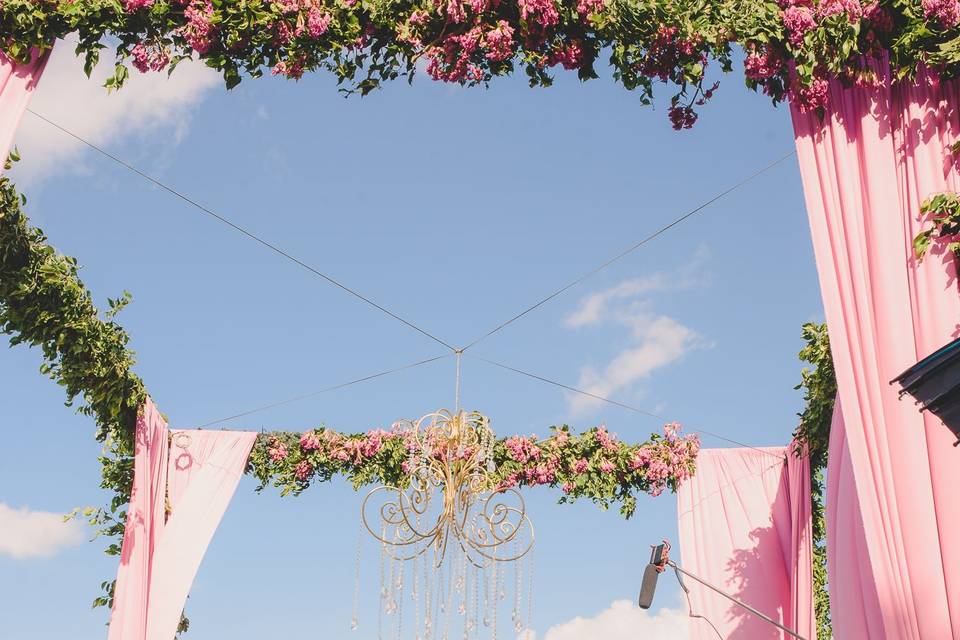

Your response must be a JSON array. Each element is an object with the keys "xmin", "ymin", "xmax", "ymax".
[
  {"xmin": 491, "ymin": 562, "xmax": 499, "ymax": 640},
  {"xmin": 482, "ymin": 562, "xmax": 491, "ymax": 629},
  {"xmin": 470, "ymin": 562, "xmax": 479, "ymax": 639},
  {"xmin": 444, "ymin": 547, "xmax": 455, "ymax": 640},
  {"xmin": 458, "ymin": 548, "xmax": 467, "ymax": 617},
  {"xmin": 424, "ymin": 550, "xmax": 433, "ymax": 640},
  {"xmin": 512, "ymin": 537, "xmax": 522, "ymax": 634},
  {"xmin": 413, "ymin": 550, "xmax": 421, "ymax": 640},
  {"xmin": 525, "ymin": 549, "xmax": 534, "ymax": 640},
  {"xmin": 396, "ymin": 559, "xmax": 405, "ymax": 640},
  {"xmin": 386, "ymin": 534, "xmax": 399, "ymax": 617},
  {"xmin": 351, "ymin": 522, "xmax": 362, "ymax": 631},
  {"xmin": 379, "ymin": 529, "xmax": 387, "ymax": 640}
]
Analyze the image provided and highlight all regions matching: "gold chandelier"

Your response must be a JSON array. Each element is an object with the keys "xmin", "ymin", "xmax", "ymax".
[{"xmin": 361, "ymin": 409, "xmax": 534, "ymax": 569}]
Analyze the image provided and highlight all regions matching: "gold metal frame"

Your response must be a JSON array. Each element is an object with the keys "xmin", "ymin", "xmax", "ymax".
[{"xmin": 361, "ymin": 409, "xmax": 534, "ymax": 569}]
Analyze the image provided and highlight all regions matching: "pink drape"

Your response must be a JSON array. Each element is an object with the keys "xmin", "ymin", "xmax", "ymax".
[
  {"xmin": 676, "ymin": 447, "xmax": 814, "ymax": 640},
  {"xmin": 792, "ymin": 60, "xmax": 960, "ymax": 638},
  {"xmin": 108, "ymin": 400, "xmax": 256, "ymax": 640},
  {"xmin": 0, "ymin": 48, "xmax": 50, "ymax": 167}
]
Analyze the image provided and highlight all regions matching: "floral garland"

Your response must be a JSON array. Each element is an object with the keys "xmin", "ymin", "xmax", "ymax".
[
  {"xmin": 249, "ymin": 422, "xmax": 700, "ymax": 517},
  {"xmin": 5, "ymin": 0, "xmax": 960, "ymax": 127}
]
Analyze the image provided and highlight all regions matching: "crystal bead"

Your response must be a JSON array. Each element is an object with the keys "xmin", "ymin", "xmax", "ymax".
[
  {"xmin": 514, "ymin": 620, "xmax": 523, "ymax": 633},
  {"xmin": 350, "ymin": 617, "xmax": 359, "ymax": 631}
]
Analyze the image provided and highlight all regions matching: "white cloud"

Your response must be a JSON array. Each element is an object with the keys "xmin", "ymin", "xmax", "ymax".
[
  {"xmin": 527, "ymin": 600, "xmax": 690, "ymax": 640},
  {"xmin": 0, "ymin": 503, "xmax": 84, "ymax": 559},
  {"xmin": 11, "ymin": 37, "xmax": 218, "ymax": 183},
  {"xmin": 564, "ymin": 255, "xmax": 709, "ymax": 416}
]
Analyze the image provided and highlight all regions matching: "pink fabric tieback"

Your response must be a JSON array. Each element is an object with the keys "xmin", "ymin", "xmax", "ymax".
[
  {"xmin": 108, "ymin": 399, "xmax": 256, "ymax": 640},
  {"xmin": 0, "ymin": 47, "xmax": 51, "ymax": 170}
]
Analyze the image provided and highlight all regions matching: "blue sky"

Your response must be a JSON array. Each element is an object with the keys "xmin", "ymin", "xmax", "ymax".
[{"xmin": 0, "ymin": 40, "xmax": 821, "ymax": 639}]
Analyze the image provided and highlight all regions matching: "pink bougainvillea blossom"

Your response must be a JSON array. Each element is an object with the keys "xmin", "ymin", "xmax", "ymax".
[
  {"xmin": 668, "ymin": 105, "xmax": 698, "ymax": 130},
  {"xmin": 300, "ymin": 431, "xmax": 322, "ymax": 450},
  {"xmin": 922, "ymin": 0, "xmax": 960, "ymax": 27},
  {"xmin": 548, "ymin": 40, "xmax": 584, "ymax": 70},
  {"xmin": 308, "ymin": 9, "xmax": 332, "ymax": 37},
  {"xmin": 124, "ymin": 0, "xmax": 155, "ymax": 11},
  {"xmin": 130, "ymin": 43, "xmax": 169, "ymax": 73},
  {"xmin": 744, "ymin": 47, "xmax": 782, "ymax": 80},
  {"xmin": 782, "ymin": 6, "xmax": 817, "ymax": 47},
  {"xmin": 790, "ymin": 75, "xmax": 829, "ymax": 112},
  {"xmin": 576, "ymin": 0, "xmax": 605, "ymax": 15},
  {"xmin": 599, "ymin": 459, "xmax": 616, "ymax": 473},
  {"xmin": 517, "ymin": 0, "xmax": 560, "ymax": 27},
  {"xmin": 183, "ymin": 1, "xmax": 216, "ymax": 54},
  {"xmin": 268, "ymin": 439, "xmax": 289, "ymax": 462},
  {"xmin": 484, "ymin": 21, "xmax": 515, "ymax": 62},
  {"xmin": 573, "ymin": 458, "xmax": 589, "ymax": 474},
  {"xmin": 504, "ymin": 435, "xmax": 542, "ymax": 464},
  {"xmin": 294, "ymin": 460, "xmax": 313, "ymax": 481}
]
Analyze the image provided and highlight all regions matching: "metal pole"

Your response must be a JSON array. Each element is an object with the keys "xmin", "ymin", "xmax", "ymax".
[{"xmin": 668, "ymin": 561, "xmax": 807, "ymax": 640}]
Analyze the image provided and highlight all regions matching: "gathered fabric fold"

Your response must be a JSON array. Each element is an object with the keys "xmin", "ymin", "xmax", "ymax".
[
  {"xmin": 108, "ymin": 399, "xmax": 256, "ymax": 640},
  {"xmin": 676, "ymin": 446, "xmax": 814, "ymax": 640},
  {"xmin": 791, "ymin": 57, "xmax": 960, "ymax": 638},
  {"xmin": 0, "ymin": 47, "xmax": 51, "ymax": 169}
]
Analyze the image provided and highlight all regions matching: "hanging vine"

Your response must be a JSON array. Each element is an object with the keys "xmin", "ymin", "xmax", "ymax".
[
  {"xmin": 4, "ymin": 0, "xmax": 960, "ymax": 128},
  {"xmin": 792, "ymin": 321, "xmax": 836, "ymax": 639}
]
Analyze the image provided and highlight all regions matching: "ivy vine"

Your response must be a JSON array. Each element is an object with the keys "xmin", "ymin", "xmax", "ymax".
[
  {"xmin": 792, "ymin": 321, "xmax": 836, "ymax": 639},
  {"xmin": 914, "ymin": 191, "xmax": 960, "ymax": 261}
]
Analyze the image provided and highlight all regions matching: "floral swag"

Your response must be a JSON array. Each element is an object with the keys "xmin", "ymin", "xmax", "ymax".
[
  {"xmin": 5, "ymin": 0, "xmax": 960, "ymax": 128},
  {"xmin": 250, "ymin": 422, "xmax": 700, "ymax": 518}
]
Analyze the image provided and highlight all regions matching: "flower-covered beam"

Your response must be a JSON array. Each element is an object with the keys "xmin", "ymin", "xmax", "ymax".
[
  {"xmin": 250, "ymin": 423, "xmax": 699, "ymax": 517},
  {"xmin": 5, "ymin": 0, "xmax": 960, "ymax": 127}
]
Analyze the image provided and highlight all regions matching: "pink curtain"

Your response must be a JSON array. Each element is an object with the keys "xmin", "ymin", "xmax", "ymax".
[
  {"xmin": 108, "ymin": 401, "xmax": 256, "ymax": 640},
  {"xmin": 676, "ymin": 446, "xmax": 814, "ymax": 640},
  {"xmin": 0, "ymin": 48, "xmax": 50, "ymax": 168},
  {"xmin": 792, "ymin": 60, "xmax": 960, "ymax": 638}
]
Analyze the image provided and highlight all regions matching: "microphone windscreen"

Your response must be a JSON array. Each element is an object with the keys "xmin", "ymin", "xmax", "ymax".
[{"xmin": 638, "ymin": 563, "xmax": 659, "ymax": 610}]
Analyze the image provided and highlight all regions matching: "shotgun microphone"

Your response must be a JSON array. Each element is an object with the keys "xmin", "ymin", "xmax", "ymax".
[{"xmin": 638, "ymin": 542, "xmax": 668, "ymax": 609}]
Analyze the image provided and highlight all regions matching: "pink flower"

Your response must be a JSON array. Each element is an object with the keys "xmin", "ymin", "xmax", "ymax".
[
  {"xmin": 922, "ymin": 0, "xmax": 960, "ymax": 27},
  {"xmin": 668, "ymin": 105, "xmax": 698, "ymax": 130},
  {"xmin": 863, "ymin": 1, "xmax": 893, "ymax": 30},
  {"xmin": 562, "ymin": 481, "xmax": 576, "ymax": 493},
  {"xmin": 409, "ymin": 9, "xmax": 431, "ymax": 25},
  {"xmin": 790, "ymin": 76, "xmax": 829, "ymax": 112},
  {"xmin": 517, "ymin": 0, "xmax": 560, "ymax": 27},
  {"xmin": 268, "ymin": 439, "xmax": 288, "ymax": 462},
  {"xmin": 629, "ymin": 446, "xmax": 653, "ymax": 470},
  {"xmin": 272, "ymin": 0, "xmax": 300, "ymax": 12},
  {"xmin": 484, "ymin": 20, "xmax": 515, "ymax": 62},
  {"xmin": 300, "ymin": 431, "xmax": 322, "ymax": 450},
  {"xmin": 548, "ymin": 41, "xmax": 584, "ymax": 70},
  {"xmin": 401, "ymin": 460, "xmax": 412, "ymax": 474},
  {"xmin": 294, "ymin": 460, "xmax": 313, "ymax": 481},
  {"xmin": 599, "ymin": 460, "xmax": 615, "ymax": 474},
  {"xmin": 308, "ymin": 9, "xmax": 332, "ymax": 37},
  {"xmin": 782, "ymin": 6, "xmax": 816, "ymax": 47},
  {"xmin": 183, "ymin": 1, "xmax": 216, "ymax": 54},
  {"xmin": 572, "ymin": 458, "xmax": 589, "ymax": 474},
  {"xmin": 130, "ymin": 43, "xmax": 169, "ymax": 73},
  {"xmin": 816, "ymin": 0, "xmax": 862, "ymax": 20},
  {"xmin": 504, "ymin": 435, "xmax": 541, "ymax": 464},
  {"xmin": 744, "ymin": 47, "xmax": 781, "ymax": 80},
  {"xmin": 595, "ymin": 426, "xmax": 618, "ymax": 451},
  {"xmin": 125, "ymin": 0, "xmax": 155, "ymax": 11},
  {"xmin": 576, "ymin": 0, "xmax": 605, "ymax": 15}
]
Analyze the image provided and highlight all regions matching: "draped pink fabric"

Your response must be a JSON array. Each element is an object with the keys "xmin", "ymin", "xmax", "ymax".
[
  {"xmin": 791, "ymin": 60, "xmax": 960, "ymax": 638},
  {"xmin": 676, "ymin": 447, "xmax": 814, "ymax": 640},
  {"xmin": 108, "ymin": 401, "xmax": 256, "ymax": 640},
  {"xmin": 0, "ymin": 48, "xmax": 50, "ymax": 167}
]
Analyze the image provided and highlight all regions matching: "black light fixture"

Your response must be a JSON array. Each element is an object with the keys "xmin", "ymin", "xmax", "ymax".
[{"xmin": 892, "ymin": 335, "xmax": 960, "ymax": 446}]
